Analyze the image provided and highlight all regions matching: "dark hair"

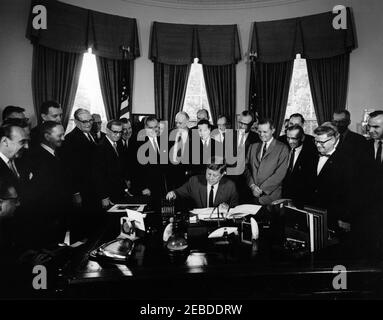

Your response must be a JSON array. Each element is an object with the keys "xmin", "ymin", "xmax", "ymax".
[
  {"xmin": 2, "ymin": 106, "xmax": 25, "ymax": 121},
  {"xmin": 289, "ymin": 113, "xmax": 305, "ymax": 124},
  {"xmin": 217, "ymin": 115, "xmax": 231, "ymax": 126},
  {"xmin": 369, "ymin": 110, "xmax": 383, "ymax": 119},
  {"xmin": 119, "ymin": 118, "xmax": 131, "ymax": 125},
  {"xmin": 333, "ymin": 109, "xmax": 351, "ymax": 121},
  {"xmin": 197, "ymin": 119, "xmax": 212, "ymax": 130},
  {"xmin": 40, "ymin": 100, "xmax": 61, "ymax": 116},
  {"xmin": 258, "ymin": 118, "xmax": 275, "ymax": 129},
  {"xmin": 144, "ymin": 116, "xmax": 158, "ymax": 127},
  {"xmin": 106, "ymin": 120, "xmax": 122, "ymax": 130},
  {"xmin": 2, "ymin": 118, "xmax": 29, "ymax": 129},
  {"xmin": 197, "ymin": 109, "xmax": 209, "ymax": 119},
  {"xmin": 39, "ymin": 121, "xmax": 62, "ymax": 141},
  {"xmin": 286, "ymin": 124, "xmax": 304, "ymax": 139},
  {"xmin": 314, "ymin": 122, "xmax": 338, "ymax": 137},
  {"xmin": 207, "ymin": 158, "xmax": 227, "ymax": 174}
]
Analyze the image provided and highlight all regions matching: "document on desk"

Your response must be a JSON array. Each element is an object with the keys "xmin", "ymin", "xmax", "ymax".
[
  {"xmin": 190, "ymin": 204, "xmax": 262, "ymax": 220},
  {"xmin": 125, "ymin": 209, "xmax": 145, "ymax": 232},
  {"xmin": 108, "ymin": 204, "xmax": 147, "ymax": 213}
]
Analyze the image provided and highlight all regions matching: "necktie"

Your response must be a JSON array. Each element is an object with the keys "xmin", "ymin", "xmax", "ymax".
[
  {"xmin": 239, "ymin": 132, "xmax": 245, "ymax": 147},
  {"xmin": 288, "ymin": 148, "xmax": 296, "ymax": 172},
  {"xmin": 261, "ymin": 143, "xmax": 267, "ymax": 160},
  {"xmin": 87, "ymin": 133, "xmax": 95, "ymax": 144},
  {"xmin": 376, "ymin": 141, "xmax": 382, "ymax": 165},
  {"xmin": 176, "ymin": 134, "xmax": 182, "ymax": 157},
  {"xmin": 8, "ymin": 160, "xmax": 20, "ymax": 179},
  {"xmin": 113, "ymin": 142, "xmax": 119, "ymax": 156},
  {"xmin": 208, "ymin": 185, "xmax": 214, "ymax": 207}
]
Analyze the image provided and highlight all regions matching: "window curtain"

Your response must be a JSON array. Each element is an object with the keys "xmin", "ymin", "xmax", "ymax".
[
  {"xmin": 251, "ymin": 60, "xmax": 294, "ymax": 135},
  {"xmin": 96, "ymin": 57, "xmax": 134, "ymax": 120},
  {"xmin": 202, "ymin": 64, "xmax": 236, "ymax": 124},
  {"xmin": 306, "ymin": 53, "xmax": 350, "ymax": 124},
  {"xmin": 150, "ymin": 22, "xmax": 241, "ymax": 124},
  {"xmin": 154, "ymin": 63, "xmax": 191, "ymax": 127},
  {"xmin": 32, "ymin": 44, "xmax": 83, "ymax": 128}
]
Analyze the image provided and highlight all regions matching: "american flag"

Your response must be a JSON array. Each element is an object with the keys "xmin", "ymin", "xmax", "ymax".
[{"xmin": 120, "ymin": 46, "xmax": 130, "ymax": 118}]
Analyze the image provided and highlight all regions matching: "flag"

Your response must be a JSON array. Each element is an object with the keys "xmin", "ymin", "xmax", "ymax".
[{"xmin": 120, "ymin": 46, "xmax": 130, "ymax": 119}]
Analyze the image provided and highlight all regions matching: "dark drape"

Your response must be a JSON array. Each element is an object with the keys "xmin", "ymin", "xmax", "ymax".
[
  {"xmin": 150, "ymin": 22, "xmax": 241, "ymax": 65},
  {"xmin": 250, "ymin": 7, "xmax": 356, "ymax": 62},
  {"xmin": 32, "ymin": 44, "xmax": 83, "ymax": 128},
  {"xmin": 306, "ymin": 53, "xmax": 350, "ymax": 124},
  {"xmin": 251, "ymin": 60, "xmax": 294, "ymax": 136},
  {"xmin": 27, "ymin": 0, "xmax": 140, "ymax": 59},
  {"xmin": 202, "ymin": 64, "xmax": 236, "ymax": 124},
  {"xmin": 96, "ymin": 57, "xmax": 134, "ymax": 120},
  {"xmin": 154, "ymin": 63, "xmax": 191, "ymax": 127}
]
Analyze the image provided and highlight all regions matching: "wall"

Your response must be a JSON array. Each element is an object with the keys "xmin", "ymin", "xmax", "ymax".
[{"xmin": 1, "ymin": 0, "xmax": 382, "ymax": 130}]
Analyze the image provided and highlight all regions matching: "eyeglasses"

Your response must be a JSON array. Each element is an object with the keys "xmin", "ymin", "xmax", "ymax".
[
  {"xmin": 238, "ymin": 121, "xmax": 251, "ymax": 126},
  {"xmin": 77, "ymin": 119, "xmax": 94, "ymax": 124},
  {"xmin": 111, "ymin": 130, "xmax": 122, "ymax": 135},
  {"xmin": 314, "ymin": 137, "xmax": 333, "ymax": 146}
]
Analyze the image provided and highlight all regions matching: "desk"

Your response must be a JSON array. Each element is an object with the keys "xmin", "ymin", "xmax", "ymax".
[{"xmin": 60, "ymin": 209, "xmax": 383, "ymax": 300}]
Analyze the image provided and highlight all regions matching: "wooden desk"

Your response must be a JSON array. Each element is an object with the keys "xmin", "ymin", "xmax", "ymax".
[{"xmin": 60, "ymin": 211, "xmax": 383, "ymax": 300}]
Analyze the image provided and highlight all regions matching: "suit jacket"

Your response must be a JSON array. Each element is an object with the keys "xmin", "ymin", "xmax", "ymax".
[
  {"xmin": 17, "ymin": 145, "xmax": 72, "ymax": 248},
  {"xmin": 244, "ymin": 138, "xmax": 289, "ymax": 205},
  {"xmin": 92, "ymin": 138, "xmax": 127, "ymax": 202},
  {"xmin": 174, "ymin": 175, "xmax": 239, "ymax": 209},
  {"xmin": 61, "ymin": 127, "xmax": 97, "ymax": 197},
  {"xmin": 118, "ymin": 137, "xmax": 138, "ymax": 183},
  {"xmin": 309, "ymin": 148, "xmax": 354, "ymax": 227},
  {"xmin": 282, "ymin": 142, "xmax": 318, "ymax": 206},
  {"xmin": 91, "ymin": 131, "xmax": 106, "ymax": 144},
  {"xmin": 0, "ymin": 158, "xmax": 19, "ymax": 190}
]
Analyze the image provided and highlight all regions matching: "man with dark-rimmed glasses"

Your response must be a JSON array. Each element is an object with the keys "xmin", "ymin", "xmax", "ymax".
[{"xmin": 310, "ymin": 122, "xmax": 354, "ymax": 235}]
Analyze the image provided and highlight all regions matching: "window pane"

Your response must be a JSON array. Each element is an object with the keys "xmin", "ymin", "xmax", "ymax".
[
  {"xmin": 285, "ymin": 57, "xmax": 318, "ymax": 135},
  {"xmin": 182, "ymin": 60, "xmax": 212, "ymax": 125},
  {"xmin": 66, "ymin": 51, "xmax": 108, "ymax": 134}
]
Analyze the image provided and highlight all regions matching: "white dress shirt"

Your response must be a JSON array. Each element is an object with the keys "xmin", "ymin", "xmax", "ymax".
[
  {"xmin": 149, "ymin": 136, "xmax": 159, "ymax": 152},
  {"xmin": 237, "ymin": 131, "xmax": 249, "ymax": 147},
  {"xmin": 40, "ymin": 143, "xmax": 56, "ymax": 157},
  {"xmin": 207, "ymin": 182, "xmax": 219, "ymax": 207},
  {"xmin": 259, "ymin": 137, "xmax": 274, "ymax": 160},
  {"xmin": 172, "ymin": 130, "xmax": 188, "ymax": 162},
  {"xmin": 291, "ymin": 144, "xmax": 303, "ymax": 169},
  {"xmin": 317, "ymin": 140, "xmax": 339, "ymax": 175}
]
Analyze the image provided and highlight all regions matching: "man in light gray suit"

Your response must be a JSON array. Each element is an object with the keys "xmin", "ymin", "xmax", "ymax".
[{"xmin": 244, "ymin": 118, "xmax": 289, "ymax": 205}]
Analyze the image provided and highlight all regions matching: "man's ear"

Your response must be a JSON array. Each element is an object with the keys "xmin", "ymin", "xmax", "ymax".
[{"xmin": 41, "ymin": 114, "xmax": 48, "ymax": 122}]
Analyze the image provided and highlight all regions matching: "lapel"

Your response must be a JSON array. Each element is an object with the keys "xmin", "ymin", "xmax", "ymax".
[
  {"xmin": 317, "ymin": 151, "xmax": 336, "ymax": 177},
  {"xmin": 105, "ymin": 138, "xmax": 119, "ymax": 159},
  {"xmin": 262, "ymin": 138, "xmax": 276, "ymax": 160},
  {"xmin": 214, "ymin": 180, "xmax": 225, "ymax": 206},
  {"xmin": 199, "ymin": 176, "xmax": 208, "ymax": 207}
]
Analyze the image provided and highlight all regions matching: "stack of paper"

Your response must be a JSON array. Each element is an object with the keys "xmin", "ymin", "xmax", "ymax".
[{"xmin": 190, "ymin": 204, "xmax": 262, "ymax": 220}]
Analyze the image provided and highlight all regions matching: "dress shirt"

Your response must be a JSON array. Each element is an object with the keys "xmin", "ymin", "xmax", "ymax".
[
  {"xmin": 206, "ymin": 182, "xmax": 219, "ymax": 207},
  {"xmin": 317, "ymin": 140, "xmax": 339, "ymax": 175},
  {"xmin": 237, "ymin": 131, "xmax": 249, "ymax": 147},
  {"xmin": 259, "ymin": 137, "xmax": 274, "ymax": 160},
  {"xmin": 290, "ymin": 144, "xmax": 303, "ymax": 169}
]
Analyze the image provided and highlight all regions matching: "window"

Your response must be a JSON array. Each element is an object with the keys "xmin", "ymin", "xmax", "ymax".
[
  {"xmin": 182, "ymin": 58, "xmax": 212, "ymax": 127},
  {"xmin": 65, "ymin": 50, "xmax": 108, "ymax": 134},
  {"xmin": 284, "ymin": 56, "xmax": 318, "ymax": 135}
]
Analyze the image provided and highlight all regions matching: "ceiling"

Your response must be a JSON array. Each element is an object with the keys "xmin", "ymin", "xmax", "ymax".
[{"xmin": 122, "ymin": 0, "xmax": 306, "ymax": 10}]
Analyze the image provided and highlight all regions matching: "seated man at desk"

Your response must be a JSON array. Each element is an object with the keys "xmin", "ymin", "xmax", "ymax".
[{"xmin": 166, "ymin": 162, "xmax": 239, "ymax": 209}]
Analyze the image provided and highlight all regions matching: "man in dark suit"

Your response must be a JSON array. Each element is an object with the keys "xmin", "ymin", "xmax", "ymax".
[
  {"xmin": 90, "ymin": 113, "xmax": 106, "ymax": 144},
  {"xmin": 118, "ymin": 118, "xmax": 137, "ymax": 194},
  {"xmin": 282, "ymin": 124, "xmax": 317, "ymax": 207},
  {"xmin": 166, "ymin": 162, "xmax": 239, "ymax": 209},
  {"xmin": 189, "ymin": 119, "xmax": 223, "ymax": 176},
  {"xmin": 30, "ymin": 101, "xmax": 63, "ymax": 147},
  {"xmin": 19, "ymin": 121, "xmax": 72, "ymax": 248},
  {"xmin": 136, "ymin": 116, "xmax": 167, "ymax": 208},
  {"xmin": 168, "ymin": 111, "xmax": 193, "ymax": 189},
  {"xmin": 227, "ymin": 111, "xmax": 260, "ymax": 203},
  {"xmin": 244, "ymin": 118, "xmax": 289, "ymax": 205},
  {"xmin": 310, "ymin": 122, "xmax": 354, "ymax": 233},
  {"xmin": 278, "ymin": 113, "xmax": 315, "ymax": 149},
  {"xmin": 0, "ymin": 124, "xmax": 29, "ymax": 191},
  {"xmin": 61, "ymin": 108, "xmax": 98, "ymax": 238},
  {"xmin": 332, "ymin": 109, "xmax": 368, "ymax": 158},
  {"xmin": 92, "ymin": 120, "xmax": 128, "ymax": 209}
]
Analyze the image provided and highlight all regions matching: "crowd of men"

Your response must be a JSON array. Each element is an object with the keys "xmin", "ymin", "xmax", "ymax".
[{"xmin": 0, "ymin": 102, "xmax": 382, "ymax": 265}]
